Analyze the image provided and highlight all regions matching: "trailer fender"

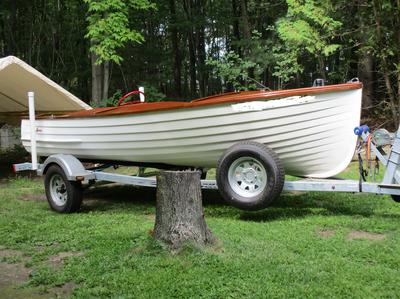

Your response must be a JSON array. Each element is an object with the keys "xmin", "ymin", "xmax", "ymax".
[{"xmin": 38, "ymin": 154, "xmax": 94, "ymax": 181}]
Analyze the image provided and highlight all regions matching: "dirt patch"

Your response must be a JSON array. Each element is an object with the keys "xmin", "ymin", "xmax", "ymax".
[
  {"xmin": 0, "ymin": 248, "xmax": 23, "ymax": 257},
  {"xmin": 346, "ymin": 230, "xmax": 386, "ymax": 241},
  {"xmin": 35, "ymin": 241, "xmax": 60, "ymax": 252},
  {"xmin": 50, "ymin": 282, "xmax": 79, "ymax": 298},
  {"xmin": 316, "ymin": 229, "xmax": 336, "ymax": 238},
  {"xmin": 0, "ymin": 285, "xmax": 47, "ymax": 299},
  {"xmin": 19, "ymin": 193, "xmax": 46, "ymax": 201},
  {"xmin": 145, "ymin": 214, "xmax": 155, "ymax": 221},
  {"xmin": 0, "ymin": 248, "xmax": 78, "ymax": 298},
  {"xmin": 0, "ymin": 248, "xmax": 30, "ymax": 263},
  {"xmin": 48, "ymin": 251, "xmax": 84, "ymax": 269},
  {"xmin": 0, "ymin": 262, "xmax": 31, "ymax": 287},
  {"xmin": 0, "ymin": 180, "xmax": 8, "ymax": 187},
  {"xmin": 0, "ymin": 248, "xmax": 32, "ymax": 292}
]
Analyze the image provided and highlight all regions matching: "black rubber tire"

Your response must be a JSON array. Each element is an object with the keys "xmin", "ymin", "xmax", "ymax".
[
  {"xmin": 216, "ymin": 141, "xmax": 285, "ymax": 211},
  {"xmin": 44, "ymin": 165, "xmax": 83, "ymax": 213},
  {"xmin": 391, "ymin": 195, "xmax": 400, "ymax": 203}
]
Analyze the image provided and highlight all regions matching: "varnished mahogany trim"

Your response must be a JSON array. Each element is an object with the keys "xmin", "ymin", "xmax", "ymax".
[{"xmin": 43, "ymin": 83, "xmax": 362, "ymax": 119}]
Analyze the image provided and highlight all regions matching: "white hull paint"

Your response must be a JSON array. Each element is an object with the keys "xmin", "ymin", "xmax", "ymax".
[{"xmin": 21, "ymin": 88, "xmax": 362, "ymax": 178}]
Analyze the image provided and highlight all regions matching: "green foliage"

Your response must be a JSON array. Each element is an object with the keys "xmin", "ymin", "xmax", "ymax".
[
  {"xmin": 274, "ymin": 0, "xmax": 342, "ymax": 83},
  {"xmin": 90, "ymin": 89, "xmax": 123, "ymax": 107},
  {"xmin": 84, "ymin": 0, "xmax": 155, "ymax": 64},
  {"xmin": 138, "ymin": 84, "xmax": 166, "ymax": 102},
  {"xmin": 206, "ymin": 51, "xmax": 257, "ymax": 90},
  {"xmin": 90, "ymin": 85, "xmax": 166, "ymax": 107},
  {"xmin": 208, "ymin": 27, "xmax": 304, "ymax": 89},
  {"xmin": 0, "ymin": 145, "xmax": 29, "ymax": 164},
  {"xmin": 277, "ymin": 0, "xmax": 342, "ymax": 56},
  {"xmin": 272, "ymin": 44, "xmax": 303, "ymax": 86}
]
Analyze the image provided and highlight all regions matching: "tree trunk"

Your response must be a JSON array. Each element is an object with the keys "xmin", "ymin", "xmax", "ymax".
[
  {"xmin": 91, "ymin": 39, "xmax": 103, "ymax": 105},
  {"xmin": 318, "ymin": 56, "xmax": 326, "ymax": 81},
  {"xmin": 196, "ymin": 25, "xmax": 206, "ymax": 97},
  {"xmin": 183, "ymin": 0, "xmax": 197, "ymax": 97},
  {"xmin": 169, "ymin": 0, "xmax": 182, "ymax": 98},
  {"xmin": 195, "ymin": 0, "xmax": 207, "ymax": 97},
  {"xmin": 357, "ymin": 52, "xmax": 374, "ymax": 111},
  {"xmin": 102, "ymin": 60, "xmax": 110, "ymax": 100},
  {"xmin": 231, "ymin": 0, "xmax": 241, "ymax": 57},
  {"xmin": 239, "ymin": 0, "xmax": 254, "ymax": 81},
  {"xmin": 395, "ymin": 0, "xmax": 400, "ymax": 107},
  {"xmin": 357, "ymin": 0, "xmax": 374, "ymax": 112},
  {"xmin": 239, "ymin": 0, "xmax": 251, "ymax": 44},
  {"xmin": 154, "ymin": 171, "xmax": 215, "ymax": 250},
  {"xmin": 373, "ymin": 0, "xmax": 399, "ymax": 126}
]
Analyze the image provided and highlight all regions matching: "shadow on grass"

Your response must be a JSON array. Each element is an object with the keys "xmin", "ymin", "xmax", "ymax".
[
  {"xmin": 81, "ymin": 184, "xmax": 227, "ymax": 212},
  {"xmin": 239, "ymin": 192, "xmax": 396, "ymax": 222},
  {"xmin": 81, "ymin": 184, "xmax": 156, "ymax": 213},
  {"xmin": 79, "ymin": 183, "xmax": 400, "ymax": 222}
]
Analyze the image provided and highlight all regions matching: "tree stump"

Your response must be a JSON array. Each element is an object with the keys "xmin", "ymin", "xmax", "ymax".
[{"xmin": 154, "ymin": 170, "xmax": 215, "ymax": 250}]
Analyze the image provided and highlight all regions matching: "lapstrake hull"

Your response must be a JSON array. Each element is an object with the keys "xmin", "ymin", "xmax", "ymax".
[{"xmin": 21, "ymin": 84, "xmax": 362, "ymax": 178}]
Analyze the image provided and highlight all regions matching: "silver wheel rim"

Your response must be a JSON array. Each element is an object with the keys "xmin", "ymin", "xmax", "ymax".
[
  {"xmin": 228, "ymin": 156, "xmax": 267, "ymax": 198},
  {"xmin": 49, "ymin": 174, "xmax": 68, "ymax": 206}
]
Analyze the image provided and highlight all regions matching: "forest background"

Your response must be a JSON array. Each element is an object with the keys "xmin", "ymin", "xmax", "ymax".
[{"xmin": 1, "ymin": 0, "xmax": 399, "ymax": 126}]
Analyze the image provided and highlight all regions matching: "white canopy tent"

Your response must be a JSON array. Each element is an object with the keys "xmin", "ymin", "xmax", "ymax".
[{"xmin": 0, "ymin": 56, "xmax": 91, "ymax": 122}]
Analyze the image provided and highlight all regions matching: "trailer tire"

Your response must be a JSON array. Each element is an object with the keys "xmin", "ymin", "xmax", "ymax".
[
  {"xmin": 44, "ymin": 165, "xmax": 83, "ymax": 213},
  {"xmin": 216, "ymin": 141, "xmax": 285, "ymax": 211},
  {"xmin": 391, "ymin": 195, "xmax": 400, "ymax": 203}
]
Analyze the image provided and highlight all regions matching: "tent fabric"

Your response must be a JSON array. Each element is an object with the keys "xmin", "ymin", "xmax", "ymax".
[{"xmin": 0, "ymin": 56, "xmax": 91, "ymax": 113}]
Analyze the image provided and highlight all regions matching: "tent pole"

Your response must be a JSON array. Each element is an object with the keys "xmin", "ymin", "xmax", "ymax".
[{"xmin": 28, "ymin": 92, "xmax": 37, "ymax": 170}]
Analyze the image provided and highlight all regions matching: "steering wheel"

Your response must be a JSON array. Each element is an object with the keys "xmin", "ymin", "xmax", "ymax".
[{"xmin": 117, "ymin": 90, "xmax": 145, "ymax": 106}]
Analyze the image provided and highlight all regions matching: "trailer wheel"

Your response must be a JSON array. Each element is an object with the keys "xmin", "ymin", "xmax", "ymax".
[
  {"xmin": 44, "ymin": 165, "xmax": 82, "ymax": 213},
  {"xmin": 216, "ymin": 141, "xmax": 285, "ymax": 211},
  {"xmin": 391, "ymin": 195, "xmax": 400, "ymax": 203}
]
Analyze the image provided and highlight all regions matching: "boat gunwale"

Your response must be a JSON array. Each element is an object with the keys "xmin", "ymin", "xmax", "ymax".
[{"xmin": 35, "ymin": 82, "xmax": 362, "ymax": 119}]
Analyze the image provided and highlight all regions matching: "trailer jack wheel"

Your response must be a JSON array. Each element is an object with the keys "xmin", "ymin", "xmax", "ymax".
[
  {"xmin": 44, "ymin": 165, "xmax": 83, "ymax": 213},
  {"xmin": 216, "ymin": 141, "xmax": 285, "ymax": 211}
]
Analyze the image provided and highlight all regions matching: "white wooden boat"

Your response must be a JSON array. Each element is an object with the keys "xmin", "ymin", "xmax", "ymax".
[{"xmin": 21, "ymin": 83, "xmax": 362, "ymax": 178}]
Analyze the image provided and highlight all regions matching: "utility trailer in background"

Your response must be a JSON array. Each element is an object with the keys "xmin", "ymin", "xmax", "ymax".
[{"xmin": 13, "ymin": 92, "xmax": 400, "ymax": 213}]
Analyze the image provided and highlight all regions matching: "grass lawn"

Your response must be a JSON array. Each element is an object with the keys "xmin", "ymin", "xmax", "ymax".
[{"xmin": 0, "ymin": 163, "xmax": 400, "ymax": 298}]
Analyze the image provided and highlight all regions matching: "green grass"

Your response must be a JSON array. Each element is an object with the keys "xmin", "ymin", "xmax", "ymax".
[{"xmin": 1, "ymin": 163, "xmax": 400, "ymax": 298}]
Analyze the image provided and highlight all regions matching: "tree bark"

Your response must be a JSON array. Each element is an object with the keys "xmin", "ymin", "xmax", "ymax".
[
  {"xmin": 195, "ymin": 0, "xmax": 207, "ymax": 97},
  {"xmin": 91, "ymin": 39, "xmax": 103, "ymax": 105},
  {"xmin": 396, "ymin": 0, "xmax": 400, "ymax": 107},
  {"xmin": 357, "ymin": 0, "xmax": 374, "ymax": 112},
  {"xmin": 239, "ymin": 0, "xmax": 251, "ymax": 43},
  {"xmin": 372, "ymin": 0, "xmax": 399, "ymax": 126},
  {"xmin": 231, "ymin": 0, "xmax": 241, "ymax": 57},
  {"xmin": 154, "ymin": 171, "xmax": 215, "ymax": 250},
  {"xmin": 239, "ymin": 0, "xmax": 255, "ymax": 81},
  {"xmin": 183, "ymin": 0, "xmax": 197, "ymax": 97},
  {"xmin": 169, "ymin": 0, "xmax": 182, "ymax": 98},
  {"xmin": 102, "ymin": 60, "xmax": 110, "ymax": 100},
  {"xmin": 357, "ymin": 51, "xmax": 374, "ymax": 110}
]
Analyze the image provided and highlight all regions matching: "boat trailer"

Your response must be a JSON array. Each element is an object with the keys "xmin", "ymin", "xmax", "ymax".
[
  {"xmin": 12, "ymin": 92, "xmax": 400, "ymax": 212},
  {"xmin": 13, "ymin": 124, "xmax": 400, "ymax": 196}
]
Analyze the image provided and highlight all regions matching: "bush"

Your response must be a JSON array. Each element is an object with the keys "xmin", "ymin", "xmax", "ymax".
[
  {"xmin": 0, "ymin": 145, "xmax": 30, "ymax": 164},
  {"xmin": 90, "ymin": 85, "xmax": 166, "ymax": 108}
]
